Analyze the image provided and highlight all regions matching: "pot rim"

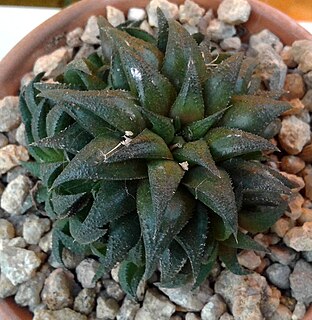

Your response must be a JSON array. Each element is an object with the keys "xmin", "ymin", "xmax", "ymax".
[{"xmin": 0, "ymin": 0, "xmax": 312, "ymax": 319}]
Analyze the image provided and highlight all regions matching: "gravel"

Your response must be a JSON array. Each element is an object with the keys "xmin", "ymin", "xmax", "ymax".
[{"xmin": 1, "ymin": 1, "xmax": 312, "ymax": 319}]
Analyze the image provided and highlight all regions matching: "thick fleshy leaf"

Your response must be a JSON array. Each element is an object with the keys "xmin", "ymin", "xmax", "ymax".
[
  {"xmin": 219, "ymin": 244, "xmax": 248, "ymax": 275},
  {"xmin": 222, "ymin": 231, "xmax": 266, "ymax": 252},
  {"xmin": 172, "ymin": 140, "xmax": 220, "ymax": 176},
  {"xmin": 99, "ymin": 16, "xmax": 163, "ymax": 68},
  {"xmin": 183, "ymin": 166, "xmax": 238, "ymax": 236},
  {"xmin": 68, "ymin": 181, "xmax": 137, "ymax": 244},
  {"xmin": 208, "ymin": 210, "xmax": 233, "ymax": 241},
  {"xmin": 106, "ymin": 129, "xmax": 173, "ymax": 163},
  {"xmin": 239, "ymin": 202, "xmax": 287, "ymax": 233},
  {"xmin": 205, "ymin": 127, "xmax": 277, "ymax": 161},
  {"xmin": 204, "ymin": 53, "xmax": 244, "ymax": 115},
  {"xmin": 170, "ymin": 59, "xmax": 204, "ymax": 124},
  {"xmin": 123, "ymin": 27, "xmax": 157, "ymax": 45},
  {"xmin": 31, "ymin": 99, "xmax": 51, "ymax": 140},
  {"xmin": 182, "ymin": 107, "xmax": 230, "ymax": 141},
  {"xmin": 162, "ymin": 19, "xmax": 206, "ymax": 90},
  {"xmin": 33, "ymin": 123, "xmax": 93, "ymax": 155},
  {"xmin": 117, "ymin": 48, "xmax": 176, "ymax": 116},
  {"xmin": 223, "ymin": 158, "xmax": 291, "ymax": 196},
  {"xmin": 38, "ymin": 161, "xmax": 66, "ymax": 188},
  {"xmin": 176, "ymin": 207, "xmax": 209, "ymax": 279},
  {"xmin": 45, "ymin": 104, "xmax": 74, "ymax": 137},
  {"xmin": 137, "ymin": 181, "xmax": 195, "ymax": 279},
  {"xmin": 148, "ymin": 160, "xmax": 185, "ymax": 232},
  {"xmin": 157, "ymin": 8, "xmax": 169, "ymax": 53},
  {"xmin": 109, "ymin": 50, "xmax": 130, "ymax": 90},
  {"xmin": 52, "ymin": 134, "xmax": 147, "ymax": 188},
  {"xmin": 234, "ymin": 57, "xmax": 257, "ymax": 95},
  {"xmin": 218, "ymin": 95, "xmax": 291, "ymax": 136},
  {"xmin": 141, "ymin": 108, "xmax": 175, "ymax": 144},
  {"xmin": 19, "ymin": 93, "xmax": 34, "ymax": 144},
  {"xmin": 160, "ymin": 241, "xmax": 188, "ymax": 285},
  {"xmin": 38, "ymin": 89, "xmax": 146, "ymax": 136},
  {"xmin": 118, "ymin": 261, "xmax": 145, "ymax": 298},
  {"xmin": 95, "ymin": 211, "xmax": 141, "ymax": 274}
]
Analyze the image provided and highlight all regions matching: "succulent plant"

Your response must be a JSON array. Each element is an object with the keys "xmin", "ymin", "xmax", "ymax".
[{"xmin": 20, "ymin": 10, "xmax": 293, "ymax": 295}]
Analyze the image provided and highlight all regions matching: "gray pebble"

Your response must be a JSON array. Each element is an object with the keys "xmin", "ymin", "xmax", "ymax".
[
  {"xmin": 0, "ymin": 218, "xmax": 15, "ymax": 239},
  {"xmin": 96, "ymin": 296, "xmax": 120, "ymax": 319},
  {"xmin": 0, "ymin": 273, "xmax": 18, "ymax": 298},
  {"xmin": 206, "ymin": 19, "xmax": 236, "ymax": 42},
  {"xmin": 217, "ymin": 0, "xmax": 251, "ymax": 25},
  {"xmin": 15, "ymin": 123, "xmax": 27, "ymax": 146},
  {"xmin": 76, "ymin": 258, "xmax": 100, "ymax": 289},
  {"xmin": 0, "ymin": 144, "xmax": 29, "ymax": 175},
  {"xmin": 0, "ymin": 133, "xmax": 8, "ymax": 148},
  {"xmin": 117, "ymin": 296, "xmax": 140, "ymax": 320},
  {"xmin": 249, "ymin": 29, "xmax": 283, "ymax": 54},
  {"xmin": 265, "ymin": 263, "xmax": 291, "ymax": 289},
  {"xmin": 33, "ymin": 308, "xmax": 87, "ymax": 320},
  {"xmin": 23, "ymin": 214, "xmax": 51, "ymax": 245},
  {"xmin": 81, "ymin": 16, "xmax": 100, "ymax": 45},
  {"xmin": 127, "ymin": 8, "xmax": 147, "ymax": 21},
  {"xmin": 201, "ymin": 294, "xmax": 227, "ymax": 320},
  {"xmin": 269, "ymin": 244, "xmax": 298, "ymax": 265},
  {"xmin": 107, "ymin": 6, "xmax": 126, "ymax": 27},
  {"xmin": 290, "ymin": 259, "xmax": 312, "ymax": 305},
  {"xmin": 74, "ymin": 288, "xmax": 96, "ymax": 315},
  {"xmin": 146, "ymin": 0, "xmax": 179, "ymax": 27},
  {"xmin": 0, "ymin": 96, "xmax": 21, "ymax": 132},
  {"xmin": 103, "ymin": 279, "xmax": 125, "ymax": 301},
  {"xmin": 41, "ymin": 268, "xmax": 74, "ymax": 310}
]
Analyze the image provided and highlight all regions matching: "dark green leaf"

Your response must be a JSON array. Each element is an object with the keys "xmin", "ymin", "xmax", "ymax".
[
  {"xmin": 205, "ymin": 127, "xmax": 277, "ymax": 161},
  {"xmin": 162, "ymin": 20, "xmax": 206, "ymax": 90},
  {"xmin": 182, "ymin": 107, "xmax": 230, "ymax": 141},
  {"xmin": 170, "ymin": 58, "xmax": 204, "ymax": 124},
  {"xmin": 204, "ymin": 53, "xmax": 244, "ymax": 115},
  {"xmin": 123, "ymin": 27, "xmax": 157, "ymax": 45},
  {"xmin": 31, "ymin": 99, "xmax": 51, "ymax": 140},
  {"xmin": 45, "ymin": 104, "xmax": 74, "ymax": 136},
  {"xmin": 137, "ymin": 181, "xmax": 195, "ymax": 279},
  {"xmin": 157, "ymin": 8, "xmax": 169, "ymax": 53},
  {"xmin": 172, "ymin": 140, "xmax": 220, "ymax": 176},
  {"xmin": 183, "ymin": 166, "xmax": 238, "ymax": 236},
  {"xmin": 218, "ymin": 95, "xmax": 291, "ymax": 136}
]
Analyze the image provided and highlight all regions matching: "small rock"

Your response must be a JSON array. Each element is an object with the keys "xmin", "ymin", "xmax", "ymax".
[
  {"xmin": 269, "ymin": 244, "xmax": 298, "ymax": 265},
  {"xmin": 66, "ymin": 27, "xmax": 83, "ymax": 48},
  {"xmin": 278, "ymin": 116, "xmax": 310, "ymax": 155},
  {"xmin": 284, "ymin": 222, "xmax": 312, "ymax": 251},
  {"xmin": 106, "ymin": 6, "xmax": 126, "ymax": 27},
  {"xmin": 62, "ymin": 247, "xmax": 84, "ymax": 270},
  {"xmin": 74, "ymin": 288, "xmax": 96, "ymax": 315},
  {"xmin": 280, "ymin": 155, "xmax": 305, "ymax": 174},
  {"xmin": 103, "ymin": 279, "xmax": 125, "ymax": 301},
  {"xmin": 290, "ymin": 259, "xmax": 312, "ymax": 305},
  {"xmin": 0, "ymin": 133, "xmax": 8, "ymax": 148},
  {"xmin": 135, "ymin": 288, "xmax": 176, "ymax": 320},
  {"xmin": 76, "ymin": 258, "xmax": 100, "ymax": 289},
  {"xmin": 0, "ymin": 246, "xmax": 41, "ymax": 285},
  {"xmin": 280, "ymin": 45, "xmax": 297, "ymax": 68},
  {"xmin": 33, "ymin": 47, "xmax": 72, "ymax": 78},
  {"xmin": 271, "ymin": 217, "xmax": 294, "ymax": 238},
  {"xmin": 1, "ymin": 175, "xmax": 32, "ymax": 215},
  {"xmin": 0, "ymin": 96, "xmax": 21, "ymax": 132},
  {"xmin": 283, "ymin": 73, "xmax": 306, "ymax": 100},
  {"xmin": 128, "ymin": 7, "xmax": 147, "ymax": 21},
  {"xmin": 220, "ymin": 36, "xmax": 241, "ymax": 51},
  {"xmin": 116, "ymin": 296, "xmax": 140, "ymax": 320},
  {"xmin": 140, "ymin": 20, "xmax": 154, "ymax": 34},
  {"xmin": 179, "ymin": 0, "xmax": 205, "ymax": 26},
  {"xmin": 254, "ymin": 45, "xmax": 287, "ymax": 91},
  {"xmin": 302, "ymin": 89, "xmax": 312, "ymax": 112},
  {"xmin": 237, "ymin": 250, "xmax": 262, "ymax": 270},
  {"xmin": 287, "ymin": 193, "xmax": 305, "ymax": 220},
  {"xmin": 206, "ymin": 19, "xmax": 236, "ymax": 41},
  {"xmin": 41, "ymin": 268, "xmax": 74, "ymax": 310},
  {"xmin": 23, "ymin": 214, "xmax": 51, "ymax": 245},
  {"xmin": 15, "ymin": 123, "xmax": 27, "ymax": 146},
  {"xmin": 215, "ymin": 270, "xmax": 280, "ymax": 319},
  {"xmin": 303, "ymin": 249, "xmax": 312, "ymax": 262},
  {"xmin": 0, "ymin": 218, "xmax": 15, "ymax": 239},
  {"xmin": 96, "ymin": 297, "xmax": 120, "ymax": 319},
  {"xmin": 292, "ymin": 301, "xmax": 306, "ymax": 320},
  {"xmin": 291, "ymin": 40, "xmax": 312, "ymax": 73},
  {"xmin": 183, "ymin": 23, "xmax": 199, "ymax": 35},
  {"xmin": 185, "ymin": 313, "xmax": 200, "ymax": 320},
  {"xmin": 6, "ymin": 236, "xmax": 26, "ymax": 248},
  {"xmin": 146, "ymin": 0, "xmax": 179, "ymax": 27},
  {"xmin": 304, "ymin": 174, "xmax": 312, "ymax": 201},
  {"xmin": 201, "ymin": 294, "xmax": 227, "ymax": 320},
  {"xmin": 14, "ymin": 272, "xmax": 46, "ymax": 309},
  {"xmin": 0, "ymin": 144, "xmax": 29, "ymax": 175},
  {"xmin": 33, "ymin": 308, "xmax": 87, "ymax": 320},
  {"xmin": 279, "ymin": 172, "xmax": 305, "ymax": 192},
  {"xmin": 157, "ymin": 280, "xmax": 212, "ymax": 311},
  {"xmin": 217, "ymin": 0, "xmax": 251, "ymax": 25},
  {"xmin": 270, "ymin": 304, "xmax": 292, "ymax": 320},
  {"xmin": 39, "ymin": 230, "xmax": 52, "ymax": 253},
  {"xmin": 81, "ymin": 16, "xmax": 100, "ymax": 44},
  {"xmin": 304, "ymin": 71, "xmax": 312, "ymax": 89},
  {"xmin": 198, "ymin": 9, "xmax": 214, "ymax": 34},
  {"xmin": 265, "ymin": 263, "xmax": 291, "ymax": 290},
  {"xmin": 283, "ymin": 98, "xmax": 305, "ymax": 117},
  {"xmin": 75, "ymin": 43, "xmax": 96, "ymax": 60},
  {"xmin": 249, "ymin": 29, "xmax": 283, "ymax": 54},
  {"xmin": 254, "ymin": 233, "xmax": 280, "ymax": 248},
  {"xmin": 219, "ymin": 313, "xmax": 234, "ymax": 320},
  {"xmin": 0, "ymin": 273, "xmax": 18, "ymax": 298},
  {"xmin": 6, "ymin": 165, "xmax": 28, "ymax": 184},
  {"xmin": 111, "ymin": 263, "xmax": 121, "ymax": 283}
]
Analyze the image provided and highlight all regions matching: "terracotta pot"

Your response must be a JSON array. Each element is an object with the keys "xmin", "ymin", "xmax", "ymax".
[{"xmin": 0, "ymin": 0, "xmax": 311, "ymax": 318}]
